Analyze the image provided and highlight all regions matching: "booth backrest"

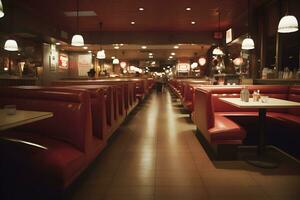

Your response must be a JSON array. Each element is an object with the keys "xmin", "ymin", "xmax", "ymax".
[
  {"xmin": 0, "ymin": 88, "xmax": 92, "ymax": 152},
  {"xmin": 194, "ymin": 88, "xmax": 215, "ymax": 134}
]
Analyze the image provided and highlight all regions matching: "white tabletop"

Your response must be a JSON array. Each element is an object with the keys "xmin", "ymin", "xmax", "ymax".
[
  {"xmin": 0, "ymin": 110, "xmax": 53, "ymax": 131},
  {"xmin": 220, "ymin": 98, "xmax": 300, "ymax": 109}
]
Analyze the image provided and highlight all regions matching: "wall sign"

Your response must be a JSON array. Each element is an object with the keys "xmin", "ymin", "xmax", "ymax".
[
  {"xmin": 226, "ymin": 28, "xmax": 233, "ymax": 44},
  {"xmin": 58, "ymin": 53, "xmax": 69, "ymax": 69},
  {"xmin": 78, "ymin": 54, "xmax": 92, "ymax": 76}
]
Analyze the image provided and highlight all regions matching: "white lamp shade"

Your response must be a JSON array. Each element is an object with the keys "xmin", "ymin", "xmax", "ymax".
[
  {"xmin": 242, "ymin": 37, "xmax": 255, "ymax": 50},
  {"xmin": 191, "ymin": 62, "xmax": 198, "ymax": 69},
  {"xmin": 278, "ymin": 15, "xmax": 299, "ymax": 33},
  {"xmin": 97, "ymin": 50, "xmax": 106, "ymax": 59},
  {"xmin": 71, "ymin": 34, "xmax": 84, "ymax": 46},
  {"xmin": 198, "ymin": 57, "xmax": 207, "ymax": 66},
  {"xmin": 4, "ymin": 39, "xmax": 18, "ymax": 51},
  {"xmin": 212, "ymin": 47, "xmax": 224, "ymax": 55},
  {"xmin": 113, "ymin": 58, "xmax": 120, "ymax": 64},
  {"xmin": 0, "ymin": 0, "xmax": 4, "ymax": 18}
]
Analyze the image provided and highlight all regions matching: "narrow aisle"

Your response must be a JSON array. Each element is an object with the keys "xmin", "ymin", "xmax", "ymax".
[{"xmin": 70, "ymin": 89, "xmax": 299, "ymax": 200}]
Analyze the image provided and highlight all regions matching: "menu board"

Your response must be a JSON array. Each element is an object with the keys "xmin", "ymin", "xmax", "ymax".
[
  {"xmin": 177, "ymin": 63, "xmax": 190, "ymax": 72},
  {"xmin": 78, "ymin": 54, "xmax": 92, "ymax": 76}
]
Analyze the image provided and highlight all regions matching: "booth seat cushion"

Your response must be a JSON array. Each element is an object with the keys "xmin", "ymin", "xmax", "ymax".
[
  {"xmin": 0, "ymin": 131, "xmax": 85, "ymax": 190},
  {"xmin": 268, "ymin": 112, "xmax": 300, "ymax": 126},
  {"xmin": 208, "ymin": 114, "xmax": 246, "ymax": 144}
]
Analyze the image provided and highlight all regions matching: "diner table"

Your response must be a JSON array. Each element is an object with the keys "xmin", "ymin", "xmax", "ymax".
[
  {"xmin": 0, "ymin": 109, "xmax": 53, "ymax": 131},
  {"xmin": 220, "ymin": 97, "xmax": 300, "ymax": 168}
]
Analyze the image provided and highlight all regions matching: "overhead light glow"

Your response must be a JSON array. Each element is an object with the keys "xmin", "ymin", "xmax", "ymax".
[
  {"xmin": 169, "ymin": 56, "xmax": 173, "ymax": 59},
  {"xmin": 278, "ymin": 15, "xmax": 298, "ymax": 33},
  {"xmin": 198, "ymin": 57, "xmax": 207, "ymax": 66},
  {"xmin": 0, "ymin": 0, "xmax": 4, "ymax": 18},
  {"xmin": 212, "ymin": 47, "xmax": 224, "ymax": 55},
  {"xmin": 83, "ymin": 46, "xmax": 88, "ymax": 49},
  {"xmin": 139, "ymin": 7, "xmax": 144, "ymax": 11},
  {"xmin": 56, "ymin": 42, "xmax": 61, "ymax": 45},
  {"xmin": 191, "ymin": 21, "xmax": 196, "ymax": 25},
  {"xmin": 131, "ymin": 21, "xmax": 135, "ymax": 25},
  {"xmin": 120, "ymin": 61, "xmax": 127, "ymax": 68},
  {"xmin": 114, "ymin": 45, "xmax": 120, "ymax": 49},
  {"xmin": 242, "ymin": 37, "xmax": 255, "ymax": 50},
  {"xmin": 173, "ymin": 45, "xmax": 179, "ymax": 49},
  {"xmin": 191, "ymin": 62, "xmax": 198, "ymax": 69},
  {"xmin": 171, "ymin": 52, "xmax": 176, "ymax": 56},
  {"xmin": 149, "ymin": 53, "xmax": 153, "ymax": 56},
  {"xmin": 97, "ymin": 50, "xmax": 106, "ymax": 59},
  {"xmin": 71, "ymin": 34, "xmax": 84, "ymax": 46},
  {"xmin": 4, "ymin": 39, "xmax": 18, "ymax": 51},
  {"xmin": 113, "ymin": 58, "xmax": 120, "ymax": 64},
  {"xmin": 141, "ymin": 46, "xmax": 147, "ymax": 49},
  {"xmin": 186, "ymin": 7, "xmax": 191, "ymax": 11},
  {"xmin": 111, "ymin": 56, "xmax": 115, "ymax": 59},
  {"xmin": 88, "ymin": 50, "xmax": 92, "ymax": 53}
]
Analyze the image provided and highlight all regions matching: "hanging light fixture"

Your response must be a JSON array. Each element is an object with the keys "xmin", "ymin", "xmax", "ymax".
[
  {"xmin": 97, "ymin": 22, "xmax": 106, "ymax": 59},
  {"xmin": 278, "ymin": 15, "xmax": 298, "ymax": 33},
  {"xmin": 242, "ymin": 0, "xmax": 255, "ymax": 50},
  {"xmin": 113, "ymin": 58, "xmax": 120, "ymax": 64},
  {"xmin": 0, "ymin": 0, "xmax": 4, "ymax": 18},
  {"xmin": 278, "ymin": 0, "xmax": 298, "ymax": 33},
  {"xmin": 97, "ymin": 50, "xmax": 106, "ymax": 59},
  {"xmin": 4, "ymin": 39, "xmax": 18, "ymax": 51},
  {"xmin": 212, "ymin": 9, "xmax": 224, "ymax": 55},
  {"xmin": 71, "ymin": 0, "xmax": 84, "ymax": 46},
  {"xmin": 3, "ymin": 4, "xmax": 18, "ymax": 51}
]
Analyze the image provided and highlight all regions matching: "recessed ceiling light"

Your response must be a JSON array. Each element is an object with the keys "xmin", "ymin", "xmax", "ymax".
[
  {"xmin": 17, "ymin": 53, "xmax": 21, "ymax": 56},
  {"xmin": 186, "ymin": 7, "xmax": 191, "ymax": 11},
  {"xmin": 131, "ymin": 21, "xmax": 135, "ymax": 25},
  {"xmin": 56, "ymin": 42, "xmax": 61, "ymax": 45},
  {"xmin": 83, "ymin": 46, "xmax": 88, "ymax": 49},
  {"xmin": 171, "ymin": 52, "xmax": 176, "ymax": 56},
  {"xmin": 173, "ymin": 45, "xmax": 179, "ymax": 49},
  {"xmin": 141, "ymin": 46, "xmax": 147, "ymax": 49},
  {"xmin": 139, "ymin": 7, "xmax": 144, "ymax": 11},
  {"xmin": 149, "ymin": 53, "xmax": 153, "ymax": 56},
  {"xmin": 169, "ymin": 56, "xmax": 173, "ymax": 59},
  {"xmin": 191, "ymin": 21, "xmax": 196, "ymax": 25},
  {"xmin": 88, "ymin": 50, "xmax": 92, "ymax": 53},
  {"xmin": 114, "ymin": 46, "xmax": 120, "ymax": 49},
  {"xmin": 120, "ymin": 44, "xmax": 124, "ymax": 46}
]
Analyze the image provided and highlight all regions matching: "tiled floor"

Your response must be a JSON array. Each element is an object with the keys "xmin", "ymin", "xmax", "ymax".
[{"xmin": 69, "ymin": 90, "xmax": 300, "ymax": 200}]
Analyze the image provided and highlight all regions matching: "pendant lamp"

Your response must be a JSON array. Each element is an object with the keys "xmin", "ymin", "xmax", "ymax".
[
  {"xmin": 278, "ymin": 15, "xmax": 298, "ymax": 33},
  {"xmin": 0, "ymin": 0, "xmax": 4, "ymax": 18},
  {"xmin": 278, "ymin": 1, "xmax": 298, "ymax": 33},
  {"xmin": 212, "ymin": 9, "xmax": 224, "ymax": 55},
  {"xmin": 242, "ymin": 0, "xmax": 255, "ymax": 50},
  {"xmin": 4, "ymin": 39, "xmax": 18, "ymax": 51},
  {"xmin": 97, "ymin": 22, "xmax": 105, "ymax": 59},
  {"xmin": 113, "ymin": 58, "xmax": 120, "ymax": 64},
  {"xmin": 97, "ymin": 50, "xmax": 106, "ymax": 59},
  {"xmin": 71, "ymin": 0, "xmax": 84, "ymax": 46}
]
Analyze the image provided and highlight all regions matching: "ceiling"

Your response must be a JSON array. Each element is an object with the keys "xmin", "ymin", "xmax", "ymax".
[
  {"xmin": 60, "ymin": 43, "xmax": 210, "ymax": 60},
  {"xmin": 11, "ymin": 0, "xmax": 262, "ymax": 32}
]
